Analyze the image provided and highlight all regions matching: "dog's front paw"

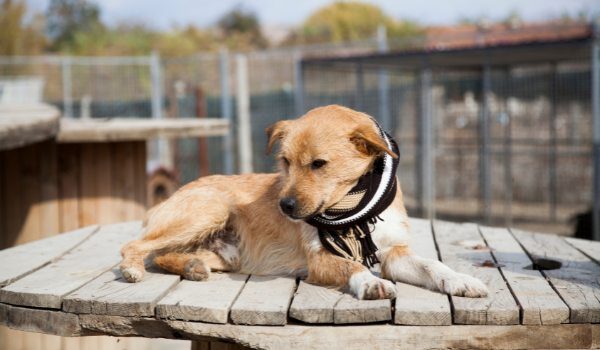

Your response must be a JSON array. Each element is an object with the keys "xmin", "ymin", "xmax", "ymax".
[
  {"xmin": 121, "ymin": 265, "xmax": 144, "ymax": 283},
  {"xmin": 183, "ymin": 259, "xmax": 210, "ymax": 281},
  {"xmin": 349, "ymin": 271, "xmax": 396, "ymax": 300},
  {"xmin": 437, "ymin": 272, "xmax": 488, "ymax": 298}
]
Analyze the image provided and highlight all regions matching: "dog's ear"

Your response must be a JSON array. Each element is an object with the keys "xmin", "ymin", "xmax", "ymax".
[
  {"xmin": 266, "ymin": 120, "xmax": 290, "ymax": 154},
  {"xmin": 350, "ymin": 123, "xmax": 398, "ymax": 159}
]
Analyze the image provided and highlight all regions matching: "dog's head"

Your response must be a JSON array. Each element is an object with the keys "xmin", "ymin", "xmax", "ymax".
[{"xmin": 266, "ymin": 105, "xmax": 397, "ymax": 220}]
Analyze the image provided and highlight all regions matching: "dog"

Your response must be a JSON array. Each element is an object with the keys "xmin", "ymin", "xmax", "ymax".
[{"xmin": 120, "ymin": 105, "xmax": 488, "ymax": 300}]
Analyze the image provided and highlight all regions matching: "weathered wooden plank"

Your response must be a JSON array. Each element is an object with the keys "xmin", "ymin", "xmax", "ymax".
[
  {"xmin": 162, "ymin": 320, "xmax": 599, "ymax": 350},
  {"xmin": 334, "ymin": 294, "xmax": 391, "ymax": 324},
  {"xmin": 19, "ymin": 144, "xmax": 42, "ymax": 244},
  {"xmin": 480, "ymin": 226, "xmax": 569, "ymax": 325},
  {"xmin": 57, "ymin": 144, "xmax": 81, "ymax": 232},
  {"xmin": 6, "ymin": 309, "xmax": 595, "ymax": 350},
  {"xmin": 111, "ymin": 142, "xmax": 137, "ymax": 221},
  {"xmin": 289, "ymin": 281, "xmax": 344, "ymax": 324},
  {"xmin": 134, "ymin": 141, "xmax": 147, "ymax": 218},
  {"xmin": 0, "ymin": 221, "xmax": 142, "ymax": 308},
  {"xmin": 79, "ymin": 143, "xmax": 99, "ymax": 226},
  {"xmin": 433, "ymin": 221, "xmax": 519, "ymax": 325},
  {"xmin": 395, "ymin": 218, "xmax": 451, "ymax": 325},
  {"xmin": 0, "ymin": 225, "xmax": 98, "ymax": 287},
  {"xmin": 38, "ymin": 141, "xmax": 60, "ymax": 239},
  {"xmin": 566, "ymin": 237, "xmax": 600, "ymax": 263},
  {"xmin": 57, "ymin": 118, "xmax": 229, "ymax": 142},
  {"xmin": 230, "ymin": 275, "xmax": 296, "ymax": 325},
  {"xmin": 95, "ymin": 143, "xmax": 115, "ymax": 224},
  {"xmin": 0, "ymin": 303, "xmax": 82, "ymax": 337},
  {"xmin": 157, "ymin": 273, "xmax": 248, "ymax": 324},
  {"xmin": 512, "ymin": 229, "xmax": 600, "ymax": 323},
  {"xmin": 2, "ymin": 148, "xmax": 22, "ymax": 249},
  {"xmin": 62, "ymin": 266, "xmax": 180, "ymax": 317},
  {"xmin": 395, "ymin": 283, "xmax": 451, "ymax": 325},
  {"xmin": 0, "ymin": 105, "xmax": 60, "ymax": 151}
]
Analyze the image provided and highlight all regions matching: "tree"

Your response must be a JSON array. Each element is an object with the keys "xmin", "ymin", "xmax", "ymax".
[
  {"xmin": 0, "ymin": 0, "xmax": 46, "ymax": 55},
  {"xmin": 46, "ymin": 0, "xmax": 104, "ymax": 51},
  {"xmin": 292, "ymin": 1, "xmax": 421, "ymax": 44},
  {"xmin": 217, "ymin": 6, "xmax": 267, "ymax": 49}
]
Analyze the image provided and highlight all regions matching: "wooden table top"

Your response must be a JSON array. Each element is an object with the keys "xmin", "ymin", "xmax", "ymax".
[
  {"xmin": 0, "ymin": 104, "xmax": 60, "ymax": 151},
  {"xmin": 0, "ymin": 219, "xmax": 598, "ymax": 349},
  {"xmin": 0, "ymin": 104, "xmax": 229, "ymax": 150},
  {"xmin": 57, "ymin": 117, "xmax": 229, "ymax": 142}
]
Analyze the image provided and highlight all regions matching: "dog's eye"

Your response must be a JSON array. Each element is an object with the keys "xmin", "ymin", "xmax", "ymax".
[
  {"xmin": 281, "ymin": 157, "xmax": 290, "ymax": 167},
  {"xmin": 311, "ymin": 159, "xmax": 327, "ymax": 170}
]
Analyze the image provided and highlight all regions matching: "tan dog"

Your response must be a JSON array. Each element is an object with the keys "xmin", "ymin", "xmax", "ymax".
[{"xmin": 120, "ymin": 105, "xmax": 488, "ymax": 300}]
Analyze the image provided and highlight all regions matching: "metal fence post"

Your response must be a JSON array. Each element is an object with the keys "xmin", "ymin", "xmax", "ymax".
[
  {"xmin": 419, "ymin": 68, "xmax": 435, "ymax": 219},
  {"xmin": 377, "ymin": 25, "xmax": 391, "ymax": 131},
  {"xmin": 149, "ymin": 52, "xmax": 170, "ymax": 168},
  {"xmin": 592, "ymin": 21, "xmax": 600, "ymax": 241},
  {"xmin": 220, "ymin": 49, "xmax": 235, "ymax": 174},
  {"xmin": 61, "ymin": 56, "xmax": 73, "ymax": 118},
  {"xmin": 502, "ymin": 67, "xmax": 513, "ymax": 227},
  {"xmin": 150, "ymin": 51, "xmax": 163, "ymax": 120},
  {"xmin": 294, "ymin": 50, "xmax": 305, "ymax": 117},
  {"xmin": 549, "ymin": 63, "xmax": 559, "ymax": 222},
  {"xmin": 480, "ymin": 64, "xmax": 492, "ymax": 223},
  {"xmin": 236, "ymin": 54, "xmax": 253, "ymax": 174},
  {"xmin": 356, "ymin": 61, "xmax": 365, "ymax": 111}
]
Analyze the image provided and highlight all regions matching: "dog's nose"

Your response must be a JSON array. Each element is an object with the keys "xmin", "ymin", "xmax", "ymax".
[{"xmin": 279, "ymin": 197, "xmax": 297, "ymax": 215}]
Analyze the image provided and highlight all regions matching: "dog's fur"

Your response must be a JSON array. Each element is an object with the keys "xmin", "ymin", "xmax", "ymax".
[{"xmin": 120, "ymin": 105, "xmax": 488, "ymax": 300}]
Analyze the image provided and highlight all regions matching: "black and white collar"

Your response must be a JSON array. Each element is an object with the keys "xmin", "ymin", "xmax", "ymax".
[{"xmin": 306, "ymin": 119, "xmax": 399, "ymax": 267}]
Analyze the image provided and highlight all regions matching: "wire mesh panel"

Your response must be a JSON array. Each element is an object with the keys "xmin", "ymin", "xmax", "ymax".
[
  {"xmin": 163, "ymin": 54, "xmax": 229, "ymax": 182},
  {"xmin": 0, "ymin": 56, "xmax": 155, "ymax": 118},
  {"xmin": 302, "ymin": 52, "xmax": 594, "ymax": 235},
  {"xmin": 432, "ymin": 69, "xmax": 482, "ymax": 220}
]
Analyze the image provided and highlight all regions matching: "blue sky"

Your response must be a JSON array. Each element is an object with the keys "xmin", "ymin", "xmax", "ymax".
[{"xmin": 26, "ymin": 0, "xmax": 600, "ymax": 29}]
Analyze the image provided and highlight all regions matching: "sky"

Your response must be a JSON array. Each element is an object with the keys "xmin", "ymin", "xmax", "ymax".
[{"xmin": 25, "ymin": 0, "xmax": 600, "ymax": 29}]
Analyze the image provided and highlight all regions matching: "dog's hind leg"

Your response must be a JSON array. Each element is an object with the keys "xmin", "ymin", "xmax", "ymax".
[
  {"xmin": 120, "ymin": 187, "xmax": 231, "ymax": 282},
  {"xmin": 380, "ymin": 245, "xmax": 489, "ymax": 298},
  {"xmin": 153, "ymin": 250, "xmax": 232, "ymax": 281}
]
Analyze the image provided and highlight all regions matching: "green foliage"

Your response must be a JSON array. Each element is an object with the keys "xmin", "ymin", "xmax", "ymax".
[
  {"xmin": 0, "ymin": 0, "xmax": 46, "ymax": 55},
  {"xmin": 1, "ymin": 0, "xmax": 425, "ymax": 56},
  {"xmin": 293, "ymin": 1, "xmax": 422, "ymax": 44},
  {"xmin": 46, "ymin": 0, "xmax": 104, "ymax": 52},
  {"xmin": 155, "ymin": 26, "xmax": 218, "ymax": 57},
  {"xmin": 217, "ymin": 7, "xmax": 267, "ymax": 49}
]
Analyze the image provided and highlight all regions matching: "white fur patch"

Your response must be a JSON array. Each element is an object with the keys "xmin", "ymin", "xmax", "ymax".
[
  {"xmin": 348, "ymin": 270, "xmax": 376, "ymax": 298},
  {"xmin": 370, "ymin": 206, "xmax": 409, "ymax": 252},
  {"xmin": 217, "ymin": 243, "xmax": 239, "ymax": 265},
  {"xmin": 348, "ymin": 270, "xmax": 396, "ymax": 300},
  {"xmin": 300, "ymin": 224, "xmax": 322, "ymax": 254}
]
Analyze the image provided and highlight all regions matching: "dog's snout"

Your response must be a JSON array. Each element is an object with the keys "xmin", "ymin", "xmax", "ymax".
[{"xmin": 279, "ymin": 197, "xmax": 297, "ymax": 215}]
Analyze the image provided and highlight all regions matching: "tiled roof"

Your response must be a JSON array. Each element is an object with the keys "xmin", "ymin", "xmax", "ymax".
[{"xmin": 424, "ymin": 21, "xmax": 591, "ymax": 51}]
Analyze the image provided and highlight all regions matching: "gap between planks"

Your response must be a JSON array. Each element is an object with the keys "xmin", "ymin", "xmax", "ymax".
[
  {"xmin": 432, "ymin": 220, "xmax": 520, "ymax": 325},
  {"xmin": 0, "ymin": 222, "xmax": 143, "ymax": 309},
  {"xmin": 479, "ymin": 225, "xmax": 569, "ymax": 325},
  {"xmin": 511, "ymin": 228, "xmax": 600, "ymax": 323},
  {"xmin": 0, "ymin": 225, "xmax": 100, "ymax": 288}
]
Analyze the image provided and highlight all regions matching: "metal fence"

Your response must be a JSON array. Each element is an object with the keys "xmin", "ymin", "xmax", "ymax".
[
  {"xmin": 300, "ymin": 39, "xmax": 598, "ymax": 236},
  {"xmin": 0, "ymin": 34, "xmax": 598, "ymax": 237}
]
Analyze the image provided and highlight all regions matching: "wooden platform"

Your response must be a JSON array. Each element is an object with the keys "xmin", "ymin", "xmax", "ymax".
[
  {"xmin": 0, "ymin": 219, "xmax": 598, "ymax": 349},
  {"xmin": 57, "ymin": 117, "xmax": 229, "ymax": 142},
  {"xmin": 0, "ymin": 105, "xmax": 60, "ymax": 151}
]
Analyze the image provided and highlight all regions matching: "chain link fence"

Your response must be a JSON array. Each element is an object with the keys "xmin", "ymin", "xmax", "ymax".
[
  {"xmin": 301, "ymin": 45, "xmax": 595, "ymax": 235},
  {"xmin": 0, "ymin": 36, "xmax": 596, "ymax": 236}
]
